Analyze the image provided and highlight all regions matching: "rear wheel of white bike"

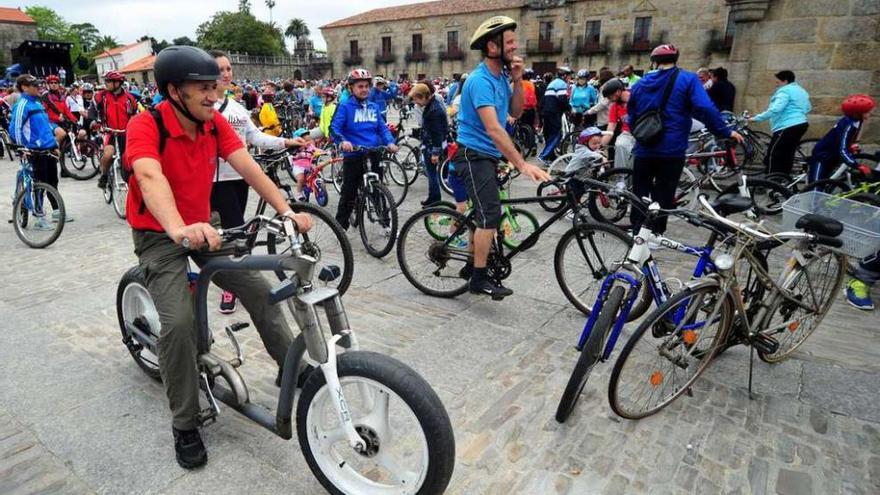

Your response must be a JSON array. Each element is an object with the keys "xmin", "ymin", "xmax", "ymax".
[{"xmin": 297, "ymin": 351, "xmax": 455, "ymax": 495}]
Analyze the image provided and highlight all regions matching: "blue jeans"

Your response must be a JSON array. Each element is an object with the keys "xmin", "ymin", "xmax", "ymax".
[
  {"xmin": 853, "ymin": 251, "xmax": 880, "ymax": 285},
  {"xmin": 422, "ymin": 147, "xmax": 442, "ymax": 201}
]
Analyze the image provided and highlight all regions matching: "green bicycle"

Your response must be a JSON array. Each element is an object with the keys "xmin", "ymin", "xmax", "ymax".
[{"xmin": 423, "ymin": 163, "xmax": 538, "ymax": 249}]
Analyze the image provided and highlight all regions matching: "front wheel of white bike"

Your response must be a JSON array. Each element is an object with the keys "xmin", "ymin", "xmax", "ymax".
[{"xmin": 296, "ymin": 351, "xmax": 455, "ymax": 495}]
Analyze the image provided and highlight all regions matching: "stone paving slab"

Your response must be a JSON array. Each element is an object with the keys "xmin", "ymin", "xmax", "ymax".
[{"xmin": 1, "ymin": 139, "xmax": 879, "ymax": 495}]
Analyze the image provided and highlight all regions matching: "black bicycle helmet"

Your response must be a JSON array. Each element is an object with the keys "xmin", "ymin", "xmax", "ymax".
[
  {"xmin": 154, "ymin": 46, "xmax": 220, "ymax": 98},
  {"xmin": 601, "ymin": 78, "xmax": 626, "ymax": 98},
  {"xmin": 154, "ymin": 45, "xmax": 221, "ymax": 124}
]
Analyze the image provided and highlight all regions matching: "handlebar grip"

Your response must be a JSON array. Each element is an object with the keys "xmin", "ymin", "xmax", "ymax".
[{"xmin": 812, "ymin": 234, "xmax": 843, "ymax": 248}]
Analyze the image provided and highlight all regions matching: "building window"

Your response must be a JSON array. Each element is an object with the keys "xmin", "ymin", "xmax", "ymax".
[
  {"xmin": 412, "ymin": 34, "xmax": 423, "ymax": 53},
  {"xmin": 349, "ymin": 40, "xmax": 358, "ymax": 57},
  {"xmin": 539, "ymin": 21, "xmax": 554, "ymax": 41},
  {"xmin": 447, "ymin": 31, "xmax": 458, "ymax": 50},
  {"xmin": 382, "ymin": 36, "xmax": 392, "ymax": 55},
  {"xmin": 584, "ymin": 20, "xmax": 601, "ymax": 43},
  {"xmin": 634, "ymin": 17, "xmax": 652, "ymax": 43}
]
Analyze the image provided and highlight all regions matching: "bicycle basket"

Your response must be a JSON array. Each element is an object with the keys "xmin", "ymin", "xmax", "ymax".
[{"xmin": 782, "ymin": 191, "xmax": 880, "ymax": 258}]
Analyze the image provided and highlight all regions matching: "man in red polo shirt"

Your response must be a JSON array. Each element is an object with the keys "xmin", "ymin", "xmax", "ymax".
[
  {"xmin": 95, "ymin": 70, "xmax": 138, "ymax": 188},
  {"xmin": 124, "ymin": 45, "xmax": 312, "ymax": 470}
]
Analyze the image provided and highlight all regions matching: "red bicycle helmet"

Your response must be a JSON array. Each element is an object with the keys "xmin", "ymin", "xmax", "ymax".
[
  {"xmin": 104, "ymin": 70, "xmax": 125, "ymax": 82},
  {"xmin": 650, "ymin": 44, "xmax": 679, "ymax": 63},
  {"xmin": 46, "ymin": 74, "xmax": 60, "ymax": 83},
  {"xmin": 347, "ymin": 69, "xmax": 372, "ymax": 84},
  {"xmin": 842, "ymin": 94, "xmax": 876, "ymax": 118}
]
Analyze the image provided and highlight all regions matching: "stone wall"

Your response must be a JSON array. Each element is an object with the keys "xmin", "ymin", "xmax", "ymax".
[
  {"xmin": 0, "ymin": 22, "xmax": 37, "ymax": 69},
  {"xmin": 727, "ymin": 0, "xmax": 879, "ymax": 144},
  {"xmin": 225, "ymin": 52, "xmax": 333, "ymax": 82}
]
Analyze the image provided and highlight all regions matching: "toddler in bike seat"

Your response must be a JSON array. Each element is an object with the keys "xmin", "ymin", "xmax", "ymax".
[{"xmin": 565, "ymin": 127, "xmax": 607, "ymax": 200}]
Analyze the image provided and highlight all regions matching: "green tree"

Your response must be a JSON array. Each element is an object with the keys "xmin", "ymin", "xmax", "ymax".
[
  {"xmin": 265, "ymin": 0, "xmax": 276, "ymax": 23},
  {"xmin": 69, "ymin": 22, "xmax": 100, "ymax": 51},
  {"xmin": 238, "ymin": 0, "xmax": 251, "ymax": 13},
  {"xmin": 285, "ymin": 18, "xmax": 310, "ymax": 51},
  {"xmin": 138, "ymin": 35, "xmax": 170, "ymax": 54},
  {"xmin": 172, "ymin": 36, "xmax": 196, "ymax": 46},
  {"xmin": 93, "ymin": 35, "xmax": 120, "ymax": 53},
  {"xmin": 196, "ymin": 11, "xmax": 284, "ymax": 56}
]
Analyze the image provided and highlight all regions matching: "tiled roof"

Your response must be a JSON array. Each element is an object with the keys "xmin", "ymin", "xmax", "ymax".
[
  {"xmin": 96, "ymin": 41, "xmax": 146, "ymax": 59},
  {"xmin": 321, "ymin": 0, "xmax": 524, "ymax": 29},
  {"xmin": 119, "ymin": 55, "xmax": 155, "ymax": 74},
  {"xmin": 0, "ymin": 7, "xmax": 35, "ymax": 25}
]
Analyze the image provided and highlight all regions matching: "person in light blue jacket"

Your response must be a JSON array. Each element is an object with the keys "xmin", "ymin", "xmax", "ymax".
[{"xmin": 750, "ymin": 70, "xmax": 811, "ymax": 175}]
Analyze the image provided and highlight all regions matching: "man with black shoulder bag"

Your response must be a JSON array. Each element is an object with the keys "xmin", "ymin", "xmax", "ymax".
[{"xmin": 627, "ymin": 44, "xmax": 743, "ymax": 234}]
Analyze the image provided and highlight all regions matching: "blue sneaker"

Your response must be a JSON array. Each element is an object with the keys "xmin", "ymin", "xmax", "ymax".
[{"xmin": 846, "ymin": 279, "xmax": 874, "ymax": 311}]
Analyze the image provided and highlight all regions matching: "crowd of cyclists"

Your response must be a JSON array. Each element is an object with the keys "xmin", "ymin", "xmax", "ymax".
[{"xmin": 2, "ymin": 12, "xmax": 878, "ymax": 473}]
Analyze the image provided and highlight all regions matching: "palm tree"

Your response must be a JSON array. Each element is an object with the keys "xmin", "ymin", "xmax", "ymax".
[
  {"xmin": 266, "ymin": 0, "xmax": 276, "ymax": 24},
  {"xmin": 285, "ymin": 18, "xmax": 310, "ymax": 50},
  {"xmin": 93, "ymin": 35, "xmax": 120, "ymax": 53}
]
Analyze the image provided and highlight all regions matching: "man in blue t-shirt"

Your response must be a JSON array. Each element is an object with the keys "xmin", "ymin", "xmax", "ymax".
[{"xmin": 454, "ymin": 15, "xmax": 550, "ymax": 299}]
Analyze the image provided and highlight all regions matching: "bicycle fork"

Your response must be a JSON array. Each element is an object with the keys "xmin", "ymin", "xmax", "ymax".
[{"xmin": 285, "ymin": 286, "xmax": 368, "ymax": 453}]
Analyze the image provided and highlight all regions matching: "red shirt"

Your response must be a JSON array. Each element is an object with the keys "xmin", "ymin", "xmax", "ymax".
[
  {"xmin": 41, "ymin": 91, "xmax": 77, "ymax": 124},
  {"xmin": 608, "ymin": 101, "xmax": 630, "ymax": 133},
  {"xmin": 95, "ymin": 90, "xmax": 138, "ymax": 130},
  {"xmin": 124, "ymin": 101, "xmax": 244, "ymax": 232}
]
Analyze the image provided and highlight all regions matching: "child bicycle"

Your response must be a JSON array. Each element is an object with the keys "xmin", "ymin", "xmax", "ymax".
[
  {"xmin": 340, "ymin": 145, "xmax": 401, "ymax": 258},
  {"xmin": 9, "ymin": 146, "xmax": 65, "ymax": 248},
  {"xmin": 116, "ymin": 214, "xmax": 455, "ymax": 494}
]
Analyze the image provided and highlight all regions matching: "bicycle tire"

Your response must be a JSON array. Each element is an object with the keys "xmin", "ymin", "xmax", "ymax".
[
  {"xmin": 546, "ymin": 153, "xmax": 575, "ymax": 176},
  {"xmin": 381, "ymin": 156, "xmax": 409, "ymax": 207},
  {"xmin": 757, "ymin": 248, "xmax": 845, "ymax": 363},
  {"xmin": 537, "ymin": 180, "xmax": 566, "ymax": 212},
  {"xmin": 849, "ymin": 192, "xmax": 880, "ymax": 207},
  {"xmin": 331, "ymin": 161, "xmax": 343, "ymax": 194},
  {"xmin": 397, "ymin": 143, "xmax": 421, "ymax": 185},
  {"xmin": 802, "ymin": 178, "xmax": 850, "ymax": 195},
  {"xmin": 554, "ymin": 222, "xmax": 633, "ymax": 316},
  {"xmin": 111, "ymin": 167, "xmax": 128, "ymax": 219},
  {"xmin": 266, "ymin": 202, "xmax": 353, "ymax": 295},
  {"xmin": 608, "ymin": 281, "xmax": 733, "ymax": 419},
  {"xmin": 439, "ymin": 159, "xmax": 455, "ymax": 196},
  {"xmin": 296, "ymin": 351, "xmax": 455, "ymax": 495},
  {"xmin": 13, "ymin": 182, "xmax": 65, "ymax": 248},
  {"xmin": 358, "ymin": 183, "xmax": 398, "ymax": 258},
  {"xmin": 556, "ymin": 285, "xmax": 625, "ymax": 423},
  {"xmin": 587, "ymin": 167, "xmax": 633, "ymax": 227},
  {"xmin": 116, "ymin": 266, "xmax": 162, "ymax": 381},
  {"xmin": 717, "ymin": 178, "xmax": 792, "ymax": 216},
  {"xmin": 60, "ymin": 140, "xmax": 100, "ymax": 180},
  {"xmin": 499, "ymin": 207, "xmax": 539, "ymax": 250},
  {"xmin": 397, "ymin": 206, "xmax": 472, "ymax": 298}
]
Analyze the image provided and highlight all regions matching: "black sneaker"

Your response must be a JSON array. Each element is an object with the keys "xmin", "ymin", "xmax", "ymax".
[
  {"xmin": 219, "ymin": 291, "xmax": 236, "ymax": 314},
  {"xmin": 458, "ymin": 264, "xmax": 473, "ymax": 280},
  {"xmin": 421, "ymin": 197, "xmax": 441, "ymax": 207},
  {"xmin": 469, "ymin": 278, "xmax": 513, "ymax": 300},
  {"xmin": 97, "ymin": 173, "xmax": 108, "ymax": 189},
  {"xmin": 172, "ymin": 427, "xmax": 207, "ymax": 469}
]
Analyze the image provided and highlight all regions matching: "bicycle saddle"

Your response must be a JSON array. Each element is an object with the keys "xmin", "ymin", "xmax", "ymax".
[
  {"xmin": 710, "ymin": 195, "xmax": 752, "ymax": 217},
  {"xmin": 795, "ymin": 214, "xmax": 843, "ymax": 237}
]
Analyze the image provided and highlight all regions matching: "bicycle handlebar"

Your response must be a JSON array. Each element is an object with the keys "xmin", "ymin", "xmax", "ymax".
[
  {"xmin": 181, "ymin": 215, "xmax": 302, "ymax": 253},
  {"xmin": 696, "ymin": 195, "xmax": 821, "ymax": 245}
]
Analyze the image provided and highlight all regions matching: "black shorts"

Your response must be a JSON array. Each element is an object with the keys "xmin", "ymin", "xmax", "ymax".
[{"xmin": 453, "ymin": 145, "xmax": 501, "ymax": 229}]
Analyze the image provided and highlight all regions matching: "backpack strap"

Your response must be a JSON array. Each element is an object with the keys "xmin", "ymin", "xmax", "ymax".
[
  {"xmin": 657, "ymin": 69, "xmax": 680, "ymax": 115},
  {"xmin": 148, "ymin": 107, "xmax": 169, "ymax": 155}
]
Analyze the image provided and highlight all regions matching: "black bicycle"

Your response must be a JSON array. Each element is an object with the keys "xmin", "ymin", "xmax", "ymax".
[
  {"xmin": 397, "ymin": 168, "xmax": 634, "ymax": 310},
  {"xmin": 252, "ymin": 147, "xmax": 354, "ymax": 294}
]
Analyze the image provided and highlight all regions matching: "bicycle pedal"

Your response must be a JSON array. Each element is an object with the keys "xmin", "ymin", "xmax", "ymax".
[{"xmin": 751, "ymin": 334, "xmax": 779, "ymax": 355}]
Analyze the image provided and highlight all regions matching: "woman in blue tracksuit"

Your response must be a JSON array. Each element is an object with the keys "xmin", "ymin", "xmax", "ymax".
[
  {"xmin": 409, "ymin": 82, "xmax": 449, "ymax": 206},
  {"xmin": 627, "ymin": 44, "xmax": 742, "ymax": 234},
  {"xmin": 569, "ymin": 69, "xmax": 597, "ymax": 128},
  {"xmin": 368, "ymin": 77, "xmax": 396, "ymax": 119},
  {"xmin": 330, "ymin": 69, "xmax": 398, "ymax": 230},
  {"xmin": 750, "ymin": 70, "xmax": 811, "ymax": 175},
  {"xmin": 808, "ymin": 94, "xmax": 876, "ymax": 184}
]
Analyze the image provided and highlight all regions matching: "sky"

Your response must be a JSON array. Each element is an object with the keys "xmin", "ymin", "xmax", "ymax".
[{"xmin": 13, "ymin": 0, "xmax": 419, "ymax": 50}]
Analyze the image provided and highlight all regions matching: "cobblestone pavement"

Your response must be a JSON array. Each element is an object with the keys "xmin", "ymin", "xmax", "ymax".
[{"xmin": 1, "ymin": 137, "xmax": 878, "ymax": 495}]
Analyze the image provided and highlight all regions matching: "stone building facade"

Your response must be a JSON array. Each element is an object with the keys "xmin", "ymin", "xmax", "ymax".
[
  {"xmin": 321, "ymin": 0, "xmax": 879, "ymax": 143},
  {"xmin": 0, "ymin": 8, "xmax": 37, "ymax": 70}
]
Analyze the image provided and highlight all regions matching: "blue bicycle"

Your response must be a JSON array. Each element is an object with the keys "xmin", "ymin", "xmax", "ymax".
[
  {"xmin": 555, "ymin": 182, "xmax": 760, "ymax": 422},
  {"xmin": 10, "ymin": 146, "xmax": 65, "ymax": 248}
]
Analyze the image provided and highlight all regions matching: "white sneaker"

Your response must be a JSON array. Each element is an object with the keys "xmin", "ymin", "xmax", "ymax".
[
  {"xmin": 33, "ymin": 218, "xmax": 54, "ymax": 231},
  {"xmin": 51, "ymin": 210, "xmax": 72, "ymax": 223}
]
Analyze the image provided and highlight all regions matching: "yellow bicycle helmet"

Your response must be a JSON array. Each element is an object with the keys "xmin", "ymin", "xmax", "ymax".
[{"xmin": 469, "ymin": 15, "xmax": 517, "ymax": 50}]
